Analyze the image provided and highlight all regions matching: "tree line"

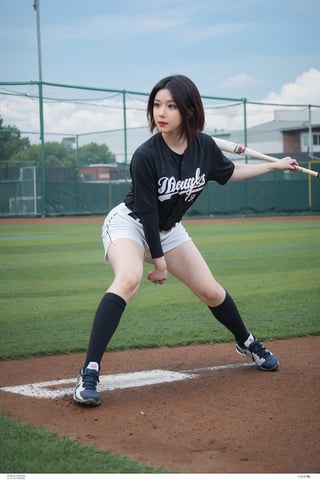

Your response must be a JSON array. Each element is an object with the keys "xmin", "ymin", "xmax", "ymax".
[{"xmin": 0, "ymin": 116, "xmax": 116, "ymax": 167}]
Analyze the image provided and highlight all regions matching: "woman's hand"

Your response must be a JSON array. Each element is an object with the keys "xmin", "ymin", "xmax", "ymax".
[
  {"xmin": 273, "ymin": 156, "xmax": 299, "ymax": 171},
  {"xmin": 147, "ymin": 256, "xmax": 168, "ymax": 285}
]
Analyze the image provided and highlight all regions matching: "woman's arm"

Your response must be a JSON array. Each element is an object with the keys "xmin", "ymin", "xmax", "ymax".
[
  {"xmin": 140, "ymin": 210, "xmax": 168, "ymax": 285},
  {"xmin": 230, "ymin": 156, "xmax": 299, "ymax": 181}
]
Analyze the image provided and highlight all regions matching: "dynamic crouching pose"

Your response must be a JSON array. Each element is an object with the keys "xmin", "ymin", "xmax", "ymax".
[{"xmin": 74, "ymin": 74, "xmax": 299, "ymax": 406}]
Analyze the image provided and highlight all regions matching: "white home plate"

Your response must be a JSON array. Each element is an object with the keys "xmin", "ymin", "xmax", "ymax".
[
  {"xmin": 0, "ymin": 362, "xmax": 252, "ymax": 400},
  {"xmin": 0, "ymin": 369, "xmax": 196, "ymax": 400}
]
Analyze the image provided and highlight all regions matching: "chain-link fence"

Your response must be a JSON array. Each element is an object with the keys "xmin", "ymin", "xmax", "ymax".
[{"xmin": 1, "ymin": 81, "xmax": 319, "ymax": 216}]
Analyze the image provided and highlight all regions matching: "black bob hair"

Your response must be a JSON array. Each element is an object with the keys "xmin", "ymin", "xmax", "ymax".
[{"xmin": 147, "ymin": 74, "xmax": 205, "ymax": 143}]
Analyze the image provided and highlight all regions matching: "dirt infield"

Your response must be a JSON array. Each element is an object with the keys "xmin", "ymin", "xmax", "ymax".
[
  {"xmin": 1, "ymin": 337, "xmax": 319, "ymax": 474},
  {"xmin": 1, "ymin": 215, "xmax": 319, "ymax": 473}
]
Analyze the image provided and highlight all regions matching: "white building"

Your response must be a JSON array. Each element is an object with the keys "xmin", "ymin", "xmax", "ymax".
[{"xmin": 211, "ymin": 109, "xmax": 320, "ymax": 160}]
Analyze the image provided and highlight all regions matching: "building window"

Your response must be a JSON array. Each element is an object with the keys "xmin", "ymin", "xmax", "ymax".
[
  {"xmin": 313, "ymin": 134, "xmax": 320, "ymax": 146},
  {"xmin": 302, "ymin": 133, "xmax": 308, "ymax": 146},
  {"xmin": 301, "ymin": 133, "xmax": 320, "ymax": 148}
]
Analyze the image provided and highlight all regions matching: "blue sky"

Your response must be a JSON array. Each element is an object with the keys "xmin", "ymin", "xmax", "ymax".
[{"xmin": 1, "ymin": 0, "xmax": 320, "ymax": 101}]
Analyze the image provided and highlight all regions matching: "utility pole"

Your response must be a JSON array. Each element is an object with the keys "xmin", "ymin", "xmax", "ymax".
[
  {"xmin": 34, "ymin": 0, "xmax": 43, "ymax": 82},
  {"xmin": 33, "ymin": 0, "xmax": 45, "ymax": 216}
]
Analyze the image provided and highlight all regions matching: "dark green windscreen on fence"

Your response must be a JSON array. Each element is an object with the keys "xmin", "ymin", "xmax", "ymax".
[{"xmin": 1, "ymin": 170, "xmax": 319, "ymax": 217}]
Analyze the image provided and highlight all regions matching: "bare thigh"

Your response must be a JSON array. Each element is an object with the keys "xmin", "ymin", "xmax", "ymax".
[
  {"xmin": 107, "ymin": 238, "xmax": 145, "ymax": 303},
  {"xmin": 165, "ymin": 240, "xmax": 225, "ymax": 307}
]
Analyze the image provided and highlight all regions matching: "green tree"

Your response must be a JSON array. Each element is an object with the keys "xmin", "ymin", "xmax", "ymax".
[
  {"xmin": 10, "ymin": 142, "xmax": 75, "ymax": 167},
  {"xmin": 0, "ymin": 116, "xmax": 30, "ymax": 163},
  {"xmin": 0, "ymin": 116, "xmax": 116, "ymax": 167},
  {"xmin": 77, "ymin": 142, "xmax": 116, "ymax": 166}
]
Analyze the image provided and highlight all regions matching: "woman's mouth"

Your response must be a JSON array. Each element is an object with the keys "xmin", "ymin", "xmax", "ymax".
[{"xmin": 158, "ymin": 122, "xmax": 167, "ymax": 127}]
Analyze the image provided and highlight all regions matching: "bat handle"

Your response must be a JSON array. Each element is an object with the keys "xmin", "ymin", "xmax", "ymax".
[{"xmin": 296, "ymin": 165, "xmax": 320, "ymax": 178}]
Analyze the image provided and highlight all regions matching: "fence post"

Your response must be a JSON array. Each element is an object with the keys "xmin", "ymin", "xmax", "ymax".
[
  {"xmin": 243, "ymin": 98, "xmax": 248, "ymax": 213},
  {"xmin": 308, "ymin": 105, "xmax": 313, "ymax": 158},
  {"xmin": 38, "ymin": 81, "xmax": 46, "ymax": 217},
  {"xmin": 122, "ymin": 90, "xmax": 128, "ymax": 180},
  {"xmin": 243, "ymin": 98, "xmax": 248, "ymax": 156}
]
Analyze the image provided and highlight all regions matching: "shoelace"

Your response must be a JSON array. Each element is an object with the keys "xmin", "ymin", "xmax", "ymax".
[
  {"xmin": 249, "ymin": 341, "xmax": 270, "ymax": 358},
  {"xmin": 82, "ymin": 370, "xmax": 99, "ymax": 389}
]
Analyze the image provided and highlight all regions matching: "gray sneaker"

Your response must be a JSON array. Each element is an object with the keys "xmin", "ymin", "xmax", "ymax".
[
  {"xmin": 236, "ymin": 334, "xmax": 279, "ymax": 371},
  {"xmin": 73, "ymin": 361, "xmax": 101, "ymax": 406}
]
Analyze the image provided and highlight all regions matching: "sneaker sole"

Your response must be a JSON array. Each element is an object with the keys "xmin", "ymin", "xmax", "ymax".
[
  {"xmin": 258, "ymin": 362, "xmax": 279, "ymax": 372},
  {"xmin": 73, "ymin": 394, "xmax": 101, "ymax": 406},
  {"xmin": 236, "ymin": 345, "xmax": 279, "ymax": 371}
]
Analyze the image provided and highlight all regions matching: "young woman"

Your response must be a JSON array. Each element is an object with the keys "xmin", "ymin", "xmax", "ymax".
[{"xmin": 74, "ymin": 75, "xmax": 299, "ymax": 406}]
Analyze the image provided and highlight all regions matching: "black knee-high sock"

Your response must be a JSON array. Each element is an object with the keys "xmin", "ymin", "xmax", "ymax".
[
  {"xmin": 85, "ymin": 292, "xmax": 126, "ymax": 367},
  {"xmin": 208, "ymin": 291, "xmax": 249, "ymax": 345}
]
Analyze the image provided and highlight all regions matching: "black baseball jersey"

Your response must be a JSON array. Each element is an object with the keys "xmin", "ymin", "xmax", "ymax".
[{"xmin": 124, "ymin": 132, "xmax": 234, "ymax": 231}]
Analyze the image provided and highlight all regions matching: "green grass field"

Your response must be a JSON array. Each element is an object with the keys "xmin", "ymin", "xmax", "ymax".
[{"xmin": 1, "ymin": 217, "xmax": 319, "ymax": 473}]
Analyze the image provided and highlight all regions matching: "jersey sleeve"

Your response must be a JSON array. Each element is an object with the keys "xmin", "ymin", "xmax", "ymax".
[
  {"xmin": 128, "ymin": 141, "xmax": 164, "ymax": 258},
  {"xmin": 129, "ymin": 145, "xmax": 160, "ymax": 212},
  {"xmin": 140, "ymin": 210, "xmax": 164, "ymax": 258}
]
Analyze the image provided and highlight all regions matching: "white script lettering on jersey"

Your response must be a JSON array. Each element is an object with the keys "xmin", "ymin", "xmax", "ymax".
[{"xmin": 158, "ymin": 168, "xmax": 206, "ymax": 202}]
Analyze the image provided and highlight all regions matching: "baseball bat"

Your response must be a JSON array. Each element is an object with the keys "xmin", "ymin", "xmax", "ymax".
[{"xmin": 213, "ymin": 137, "xmax": 319, "ymax": 178}]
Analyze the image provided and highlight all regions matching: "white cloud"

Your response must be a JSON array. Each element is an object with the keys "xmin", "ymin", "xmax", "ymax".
[
  {"xmin": 264, "ymin": 68, "xmax": 320, "ymax": 105},
  {"xmin": 204, "ymin": 68, "xmax": 320, "ymax": 131}
]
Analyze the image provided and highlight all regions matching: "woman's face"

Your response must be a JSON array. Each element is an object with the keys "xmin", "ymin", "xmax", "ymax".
[{"xmin": 153, "ymin": 88, "xmax": 183, "ymax": 137}]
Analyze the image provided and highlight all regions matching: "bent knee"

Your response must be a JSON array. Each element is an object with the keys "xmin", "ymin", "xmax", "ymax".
[
  {"xmin": 198, "ymin": 285, "xmax": 225, "ymax": 306},
  {"xmin": 112, "ymin": 272, "xmax": 142, "ymax": 300}
]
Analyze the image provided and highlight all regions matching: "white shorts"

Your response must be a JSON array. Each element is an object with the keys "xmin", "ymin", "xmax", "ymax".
[{"xmin": 101, "ymin": 203, "xmax": 191, "ymax": 262}]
